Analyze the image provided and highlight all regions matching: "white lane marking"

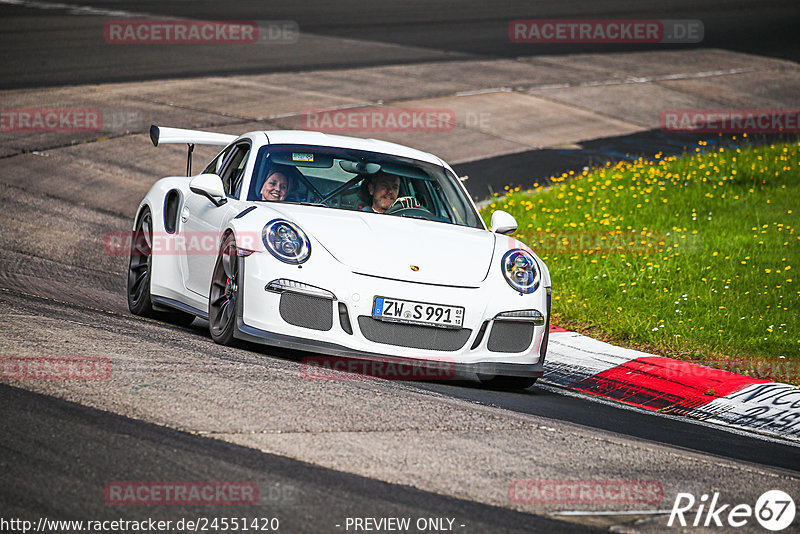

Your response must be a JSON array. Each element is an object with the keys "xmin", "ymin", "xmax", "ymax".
[
  {"xmin": 455, "ymin": 67, "xmax": 759, "ymax": 96},
  {"xmin": 580, "ymin": 79, "xmax": 622, "ymax": 87},
  {"xmin": 655, "ymin": 67, "xmax": 757, "ymax": 80},
  {"xmin": 0, "ymin": 0, "xmax": 145, "ymax": 17},
  {"xmin": 525, "ymin": 67, "xmax": 758, "ymax": 91},
  {"xmin": 455, "ymin": 87, "xmax": 513, "ymax": 97},
  {"xmin": 552, "ymin": 509, "xmax": 673, "ymax": 516},
  {"xmin": 529, "ymin": 83, "xmax": 571, "ymax": 90}
]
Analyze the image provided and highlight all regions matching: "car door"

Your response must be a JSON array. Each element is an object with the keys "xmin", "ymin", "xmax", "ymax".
[{"xmin": 181, "ymin": 141, "xmax": 249, "ymax": 297}]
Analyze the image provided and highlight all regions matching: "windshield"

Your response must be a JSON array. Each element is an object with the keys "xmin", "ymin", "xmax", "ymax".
[{"xmin": 248, "ymin": 144, "xmax": 482, "ymax": 229}]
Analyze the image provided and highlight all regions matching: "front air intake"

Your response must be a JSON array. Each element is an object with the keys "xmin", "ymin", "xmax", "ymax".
[
  {"xmin": 486, "ymin": 321, "xmax": 535, "ymax": 353},
  {"xmin": 279, "ymin": 293, "xmax": 333, "ymax": 331},
  {"xmin": 357, "ymin": 317, "xmax": 471, "ymax": 351}
]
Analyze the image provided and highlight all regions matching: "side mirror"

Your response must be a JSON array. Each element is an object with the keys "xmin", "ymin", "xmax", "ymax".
[
  {"xmin": 189, "ymin": 173, "xmax": 227, "ymax": 207},
  {"xmin": 490, "ymin": 210, "xmax": 517, "ymax": 235}
]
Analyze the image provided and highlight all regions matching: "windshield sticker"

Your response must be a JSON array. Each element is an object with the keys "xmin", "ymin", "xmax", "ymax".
[{"xmin": 292, "ymin": 153, "xmax": 314, "ymax": 162}]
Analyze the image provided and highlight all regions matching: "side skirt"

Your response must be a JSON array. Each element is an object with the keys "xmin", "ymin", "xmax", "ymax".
[{"xmin": 151, "ymin": 295, "xmax": 208, "ymax": 320}]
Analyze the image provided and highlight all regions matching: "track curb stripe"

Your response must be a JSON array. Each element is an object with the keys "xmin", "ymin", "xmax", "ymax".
[
  {"xmin": 545, "ymin": 327, "xmax": 800, "ymax": 442},
  {"xmin": 572, "ymin": 356, "xmax": 769, "ymax": 412}
]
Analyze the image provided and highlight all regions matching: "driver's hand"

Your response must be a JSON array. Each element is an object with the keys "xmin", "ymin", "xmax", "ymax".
[{"xmin": 392, "ymin": 196, "xmax": 421, "ymax": 210}]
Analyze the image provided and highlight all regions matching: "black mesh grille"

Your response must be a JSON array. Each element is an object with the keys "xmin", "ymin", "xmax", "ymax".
[
  {"xmin": 487, "ymin": 321, "xmax": 535, "ymax": 353},
  {"xmin": 279, "ymin": 293, "xmax": 333, "ymax": 331},
  {"xmin": 357, "ymin": 316, "xmax": 471, "ymax": 351}
]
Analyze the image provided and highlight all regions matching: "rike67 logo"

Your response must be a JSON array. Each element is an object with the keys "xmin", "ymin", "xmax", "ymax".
[{"xmin": 668, "ymin": 490, "xmax": 796, "ymax": 531}]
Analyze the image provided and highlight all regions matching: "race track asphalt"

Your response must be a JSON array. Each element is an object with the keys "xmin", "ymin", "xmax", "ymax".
[{"xmin": 1, "ymin": 2, "xmax": 799, "ymax": 532}]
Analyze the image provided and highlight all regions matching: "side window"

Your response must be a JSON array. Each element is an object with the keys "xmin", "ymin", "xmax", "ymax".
[
  {"xmin": 219, "ymin": 143, "xmax": 250, "ymax": 197},
  {"xmin": 203, "ymin": 145, "xmax": 233, "ymax": 176}
]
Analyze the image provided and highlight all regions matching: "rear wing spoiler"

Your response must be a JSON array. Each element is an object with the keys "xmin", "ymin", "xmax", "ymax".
[
  {"xmin": 149, "ymin": 125, "xmax": 236, "ymax": 147},
  {"xmin": 150, "ymin": 125, "xmax": 237, "ymax": 176}
]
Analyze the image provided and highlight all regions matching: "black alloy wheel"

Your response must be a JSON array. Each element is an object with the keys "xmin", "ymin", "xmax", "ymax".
[{"xmin": 209, "ymin": 233, "xmax": 240, "ymax": 345}]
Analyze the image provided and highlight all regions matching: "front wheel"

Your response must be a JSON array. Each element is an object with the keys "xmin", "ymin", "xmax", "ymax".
[
  {"xmin": 479, "ymin": 375, "xmax": 538, "ymax": 391},
  {"xmin": 208, "ymin": 233, "xmax": 240, "ymax": 346}
]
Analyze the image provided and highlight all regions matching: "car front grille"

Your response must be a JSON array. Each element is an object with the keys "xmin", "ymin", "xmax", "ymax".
[
  {"xmin": 357, "ymin": 316, "xmax": 472, "ymax": 351},
  {"xmin": 486, "ymin": 321, "xmax": 535, "ymax": 353},
  {"xmin": 279, "ymin": 293, "xmax": 333, "ymax": 331}
]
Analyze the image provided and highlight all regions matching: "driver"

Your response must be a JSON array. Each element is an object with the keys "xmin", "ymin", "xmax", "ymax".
[{"xmin": 362, "ymin": 172, "xmax": 400, "ymax": 213}]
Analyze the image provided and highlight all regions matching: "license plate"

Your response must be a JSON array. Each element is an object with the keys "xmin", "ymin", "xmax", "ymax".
[{"xmin": 372, "ymin": 296, "xmax": 464, "ymax": 329}]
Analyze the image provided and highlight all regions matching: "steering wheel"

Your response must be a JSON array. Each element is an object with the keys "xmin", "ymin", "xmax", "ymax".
[{"xmin": 385, "ymin": 204, "xmax": 435, "ymax": 220}]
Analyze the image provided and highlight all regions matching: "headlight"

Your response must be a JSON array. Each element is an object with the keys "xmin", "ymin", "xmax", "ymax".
[
  {"xmin": 262, "ymin": 219, "xmax": 311, "ymax": 264},
  {"xmin": 501, "ymin": 249, "xmax": 540, "ymax": 293}
]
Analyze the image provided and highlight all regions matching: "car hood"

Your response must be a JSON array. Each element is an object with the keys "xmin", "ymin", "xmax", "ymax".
[{"xmin": 264, "ymin": 204, "xmax": 495, "ymax": 286}]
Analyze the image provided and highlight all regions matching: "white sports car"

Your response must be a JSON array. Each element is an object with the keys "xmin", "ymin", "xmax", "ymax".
[{"xmin": 128, "ymin": 125, "xmax": 551, "ymax": 389}]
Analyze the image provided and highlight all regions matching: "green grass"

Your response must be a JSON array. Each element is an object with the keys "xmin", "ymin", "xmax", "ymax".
[{"xmin": 481, "ymin": 140, "xmax": 800, "ymax": 384}]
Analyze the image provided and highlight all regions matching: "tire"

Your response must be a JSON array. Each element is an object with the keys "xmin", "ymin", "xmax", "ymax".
[
  {"xmin": 208, "ymin": 233, "xmax": 240, "ymax": 346},
  {"xmin": 127, "ymin": 208, "xmax": 196, "ymax": 326},
  {"xmin": 479, "ymin": 375, "xmax": 538, "ymax": 391},
  {"xmin": 127, "ymin": 209, "xmax": 154, "ymax": 317}
]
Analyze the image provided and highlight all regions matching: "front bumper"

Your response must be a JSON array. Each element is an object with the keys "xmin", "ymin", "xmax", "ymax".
[{"xmin": 234, "ymin": 252, "xmax": 549, "ymax": 378}]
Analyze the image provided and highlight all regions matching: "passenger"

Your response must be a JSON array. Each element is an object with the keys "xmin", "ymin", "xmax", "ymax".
[
  {"xmin": 260, "ymin": 169, "xmax": 292, "ymax": 201},
  {"xmin": 361, "ymin": 172, "xmax": 400, "ymax": 213}
]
